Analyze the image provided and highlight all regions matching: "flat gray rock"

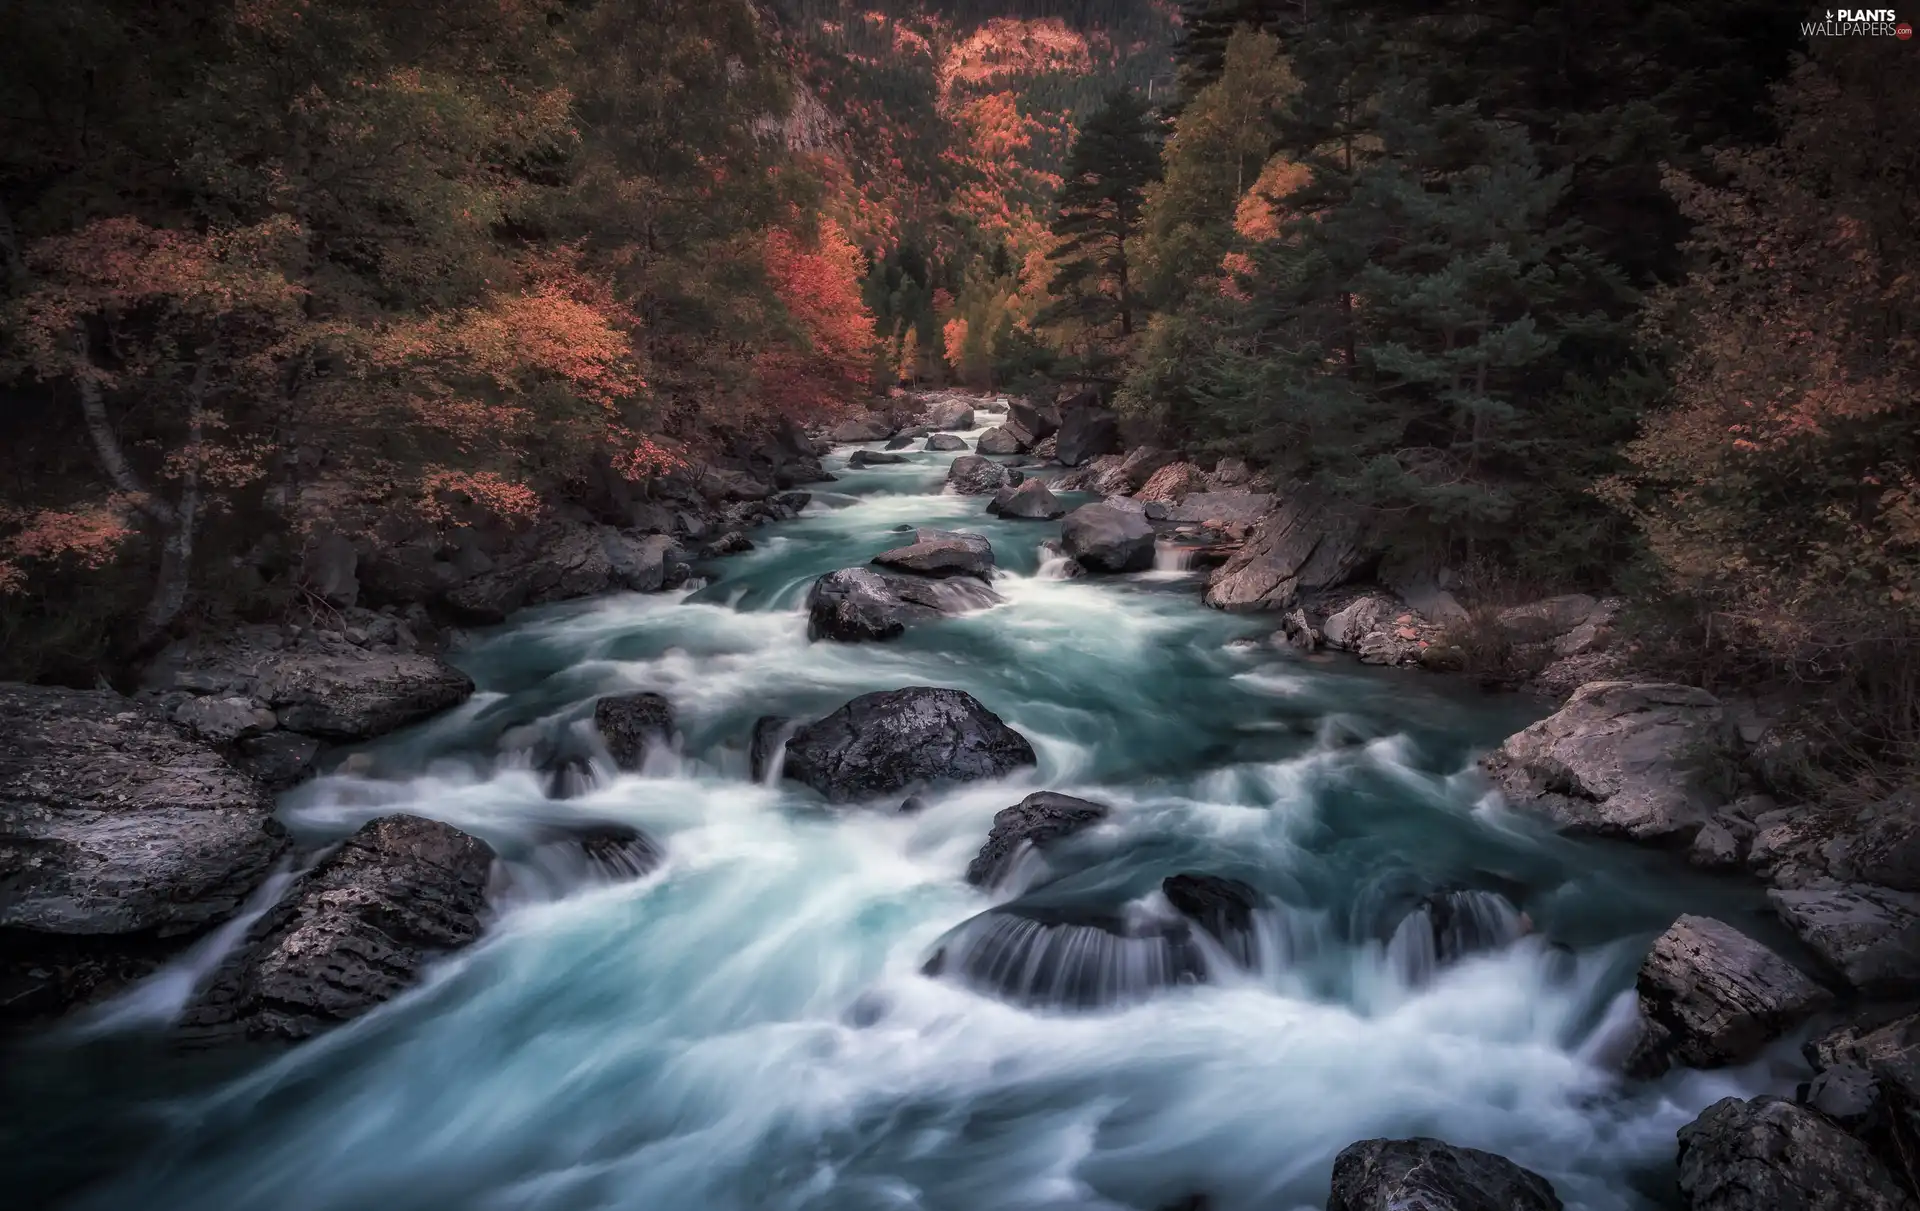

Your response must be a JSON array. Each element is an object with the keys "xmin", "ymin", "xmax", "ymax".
[
  {"xmin": 0, "ymin": 683, "xmax": 287, "ymax": 940},
  {"xmin": 871, "ymin": 528, "xmax": 995, "ymax": 580},
  {"xmin": 1768, "ymin": 881, "xmax": 1920, "ymax": 994},
  {"xmin": 1483, "ymin": 681, "xmax": 1735, "ymax": 842}
]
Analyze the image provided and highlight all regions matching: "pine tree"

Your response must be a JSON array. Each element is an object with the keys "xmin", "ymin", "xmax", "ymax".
[
  {"xmin": 1171, "ymin": 0, "xmax": 1293, "ymax": 104},
  {"xmin": 1039, "ymin": 87, "xmax": 1161, "ymax": 366},
  {"xmin": 1216, "ymin": 72, "xmax": 1631, "ymax": 537}
]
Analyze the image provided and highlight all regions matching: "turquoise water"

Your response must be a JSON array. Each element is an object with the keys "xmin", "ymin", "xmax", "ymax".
[{"xmin": 6, "ymin": 425, "xmax": 1796, "ymax": 1211}]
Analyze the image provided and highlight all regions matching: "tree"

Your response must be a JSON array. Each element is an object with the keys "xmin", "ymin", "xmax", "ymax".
[
  {"xmin": 1039, "ymin": 87, "xmax": 1161, "ymax": 366},
  {"xmin": 1201, "ymin": 69, "xmax": 1632, "ymax": 557},
  {"xmin": 1608, "ymin": 45, "xmax": 1920, "ymax": 623},
  {"xmin": 1170, "ymin": 0, "xmax": 1292, "ymax": 104},
  {"xmin": 1135, "ymin": 28, "xmax": 1295, "ymax": 310}
]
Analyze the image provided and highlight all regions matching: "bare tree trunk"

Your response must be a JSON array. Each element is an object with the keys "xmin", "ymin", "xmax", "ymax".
[
  {"xmin": 73, "ymin": 328, "xmax": 207, "ymax": 643},
  {"xmin": 143, "ymin": 360, "xmax": 209, "ymax": 638}
]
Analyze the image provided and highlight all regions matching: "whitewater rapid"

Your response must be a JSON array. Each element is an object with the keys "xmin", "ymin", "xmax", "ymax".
[{"xmin": 9, "ymin": 417, "xmax": 1803, "ymax": 1211}]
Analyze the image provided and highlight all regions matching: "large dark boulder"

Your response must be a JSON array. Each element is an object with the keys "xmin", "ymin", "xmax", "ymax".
[
  {"xmin": 782, "ymin": 687, "xmax": 1036, "ymax": 803},
  {"xmin": 976, "ymin": 425, "xmax": 1025, "ymax": 455},
  {"xmin": 1676, "ymin": 1096, "xmax": 1915, "ymax": 1211},
  {"xmin": 966, "ymin": 792, "xmax": 1111, "ymax": 887},
  {"xmin": 1328, "ymin": 1138, "xmax": 1563, "ymax": 1211},
  {"xmin": 178, "ymin": 814, "xmax": 494, "ymax": 1043},
  {"xmin": 0, "ymin": 684, "xmax": 289, "ymax": 1021},
  {"xmin": 988, "ymin": 479, "xmax": 1067, "ymax": 521},
  {"xmin": 1482, "ymin": 682, "xmax": 1737, "ymax": 843},
  {"xmin": 849, "ymin": 449, "xmax": 909, "ymax": 468},
  {"xmin": 1627, "ymin": 914, "xmax": 1833, "ymax": 1077},
  {"xmin": 1060, "ymin": 502, "xmax": 1156, "ymax": 573},
  {"xmin": 1054, "ymin": 401, "xmax": 1121, "ymax": 467},
  {"xmin": 925, "ymin": 433, "xmax": 969, "ymax": 452},
  {"xmin": 805, "ymin": 568, "xmax": 998, "ymax": 642},
  {"xmin": 946, "ymin": 454, "xmax": 1020, "ymax": 495},
  {"xmin": 1009, "ymin": 396, "xmax": 1061, "ymax": 439},
  {"xmin": 871, "ymin": 528, "xmax": 995, "ymax": 580},
  {"xmin": 592, "ymin": 692, "xmax": 676, "ymax": 771}
]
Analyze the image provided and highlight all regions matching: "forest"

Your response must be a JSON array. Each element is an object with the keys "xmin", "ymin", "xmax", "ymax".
[{"xmin": 2, "ymin": 0, "xmax": 1917, "ymax": 791}]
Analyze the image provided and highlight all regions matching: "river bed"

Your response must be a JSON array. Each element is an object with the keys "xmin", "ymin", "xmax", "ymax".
[{"xmin": 6, "ymin": 422, "xmax": 1801, "ymax": 1211}]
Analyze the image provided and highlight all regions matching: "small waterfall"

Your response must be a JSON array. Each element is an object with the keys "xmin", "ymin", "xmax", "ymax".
[
  {"xmin": 1035, "ymin": 542, "xmax": 1079, "ymax": 580},
  {"xmin": 1152, "ymin": 541, "xmax": 1196, "ymax": 574},
  {"xmin": 1384, "ymin": 890, "xmax": 1529, "ymax": 988},
  {"xmin": 495, "ymin": 822, "xmax": 665, "ymax": 906},
  {"xmin": 63, "ymin": 858, "xmax": 304, "ymax": 1038},
  {"xmin": 923, "ymin": 908, "xmax": 1217, "ymax": 1010}
]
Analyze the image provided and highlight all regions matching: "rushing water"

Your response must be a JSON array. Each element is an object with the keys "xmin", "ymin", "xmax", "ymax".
[{"xmin": 6, "ymin": 417, "xmax": 1805, "ymax": 1211}]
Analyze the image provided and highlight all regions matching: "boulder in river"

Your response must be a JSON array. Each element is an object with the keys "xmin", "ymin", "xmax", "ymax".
[
  {"xmin": 883, "ymin": 435, "xmax": 915, "ymax": 450},
  {"xmin": 1054, "ymin": 400, "xmax": 1120, "ymax": 467},
  {"xmin": 0, "ymin": 683, "xmax": 289, "ymax": 1021},
  {"xmin": 946, "ymin": 454, "xmax": 1020, "ymax": 495},
  {"xmin": 1627, "ymin": 914, "xmax": 1833, "ymax": 1077},
  {"xmin": 1676, "ymin": 1096, "xmax": 1916, "ymax": 1211},
  {"xmin": 849, "ymin": 449, "xmax": 909, "ymax": 468},
  {"xmin": 1327, "ymin": 1137, "xmax": 1564, "ymax": 1211},
  {"xmin": 1009, "ymin": 396, "xmax": 1061, "ymax": 439},
  {"xmin": 1482, "ymin": 681, "xmax": 1737, "ymax": 843},
  {"xmin": 1203, "ymin": 483, "xmax": 1374, "ymax": 611},
  {"xmin": 806, "ymin": 568, "xmax": 998, "ymax": 642},
  {"xmin": 831, "ymin": 416, "xmax": 892, "ymax": 443},
  {"xmin": 782, "ymin": 686, "xmax": 1036, "ymax": 803},
  {"xmin": 966, "ymin": 792, "xmax": 1112, "ymax": 887},
  {"xmin": 1060, "ymin": 502, "xmax": 1156, "ymax": 573},
  {"xmin": 1766, "ymin": 881, "xmax": 1920, "ymax": 995},
  {"xmin": 926, "ymin": 403, "xmax": 974, "ymax": 431},
  {"xmin": 988, "ymin": 479, "xmax": 1067, "ymax": 521},
  {"xmin": 178, "ymin": 813, "xmax": 494, "ymax": 1043},
  {"xmin": 593, "ymin": 692, "xmax": 676, "ymax": 771},
  {"xmin": 871, "ymin": 528, "xmax": 996, "ymax": 580},
  {"xmin": 976, "ymin": 425, "xmax": 1025, "ymax": 455},
  {"xmin": 925, "ymin": 433, "xmax": 969, "ymax": 452},
  {"xmin": 1163, "ymin": 873, "xmax": 1264, "ymax": 967}
]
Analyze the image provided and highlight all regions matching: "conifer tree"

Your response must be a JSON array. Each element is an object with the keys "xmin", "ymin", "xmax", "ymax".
[{"xmin": 1039, "ymin": 88, "xmax": 1161, "ymax": 365}]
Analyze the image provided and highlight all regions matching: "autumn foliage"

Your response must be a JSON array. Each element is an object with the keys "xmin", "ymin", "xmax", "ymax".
[{"xmin": 757, "ymin": 220, "xmax": 878, "ymax": 417}]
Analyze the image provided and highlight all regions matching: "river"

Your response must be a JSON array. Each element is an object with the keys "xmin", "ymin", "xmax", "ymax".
[{"xmin": 7, "ymin": 414, "xmax": 1800, "ymax": 1211}]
